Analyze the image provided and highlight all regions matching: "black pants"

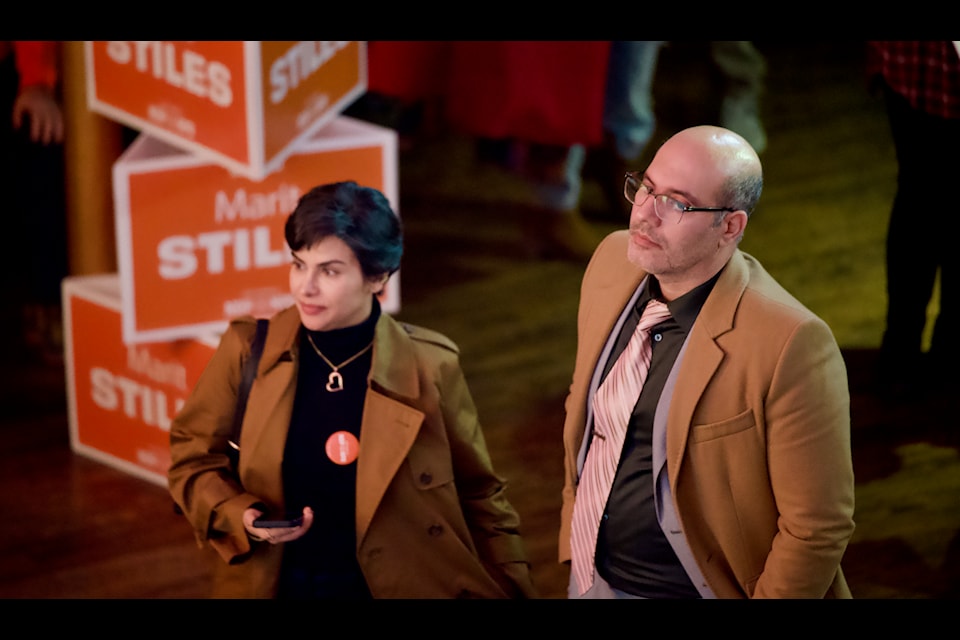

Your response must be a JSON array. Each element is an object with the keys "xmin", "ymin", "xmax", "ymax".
[
  {"xmin": 277, "ymin": 565, "xmax": 373, "ymax": 600},
  {"xmin": 879, "ymin": 85, "xmax": 960, "ymax": 380}
]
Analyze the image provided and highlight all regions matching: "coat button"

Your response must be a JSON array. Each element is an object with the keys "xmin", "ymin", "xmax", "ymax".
[
  {"xmin": 428, "ymin": 524, "xmax": 444, "ymax": 536},
  {"xmin": 419, "ymin": 472, "xmax": 432, "ymax": 485}
]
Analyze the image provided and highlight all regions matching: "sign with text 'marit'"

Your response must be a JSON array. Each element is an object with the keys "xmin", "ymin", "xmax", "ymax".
[
  {"xmin": 113, "ymin": 115, "xmax": 399, "ymax": 345},
  {"xmin": 63, "ymin": 274, "xmax": 218, "ymax": 487},
  {"xmin": 86, "ymin": 41, "xmax": 366, "ymax": 180}
]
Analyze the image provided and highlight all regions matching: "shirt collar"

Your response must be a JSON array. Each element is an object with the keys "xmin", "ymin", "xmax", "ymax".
[{"xmin": 640, "ymin": 269, "xmax": 724, "ymax": 333}]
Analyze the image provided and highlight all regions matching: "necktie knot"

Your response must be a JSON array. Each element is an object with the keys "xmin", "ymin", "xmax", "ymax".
[{"xmin": 638, "ymin": 299, "xmax": 671, "ymax": 332}]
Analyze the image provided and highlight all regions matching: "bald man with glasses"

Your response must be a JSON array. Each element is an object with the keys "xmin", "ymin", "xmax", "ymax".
[{"xmin": 559, "ymin": 125, "xmax": 855, "ymax": 599}]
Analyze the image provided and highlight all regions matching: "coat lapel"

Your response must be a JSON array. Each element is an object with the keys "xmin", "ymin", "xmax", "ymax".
[
  {"xmin": 238, "ymin": 309, "xmax": 427, "ymax": 539},
  {"xmin": 241, "ymin": 307, "xmax": 301, "ymax": 506},
  {"xmin": 354, "ymin": 316, "xmax": 425, "ymax": 544}
]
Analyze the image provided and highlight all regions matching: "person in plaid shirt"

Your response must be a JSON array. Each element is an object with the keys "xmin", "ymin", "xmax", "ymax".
[{"xmin": 867, "ymin": 41, "xmax": 960, "ymax": 398}]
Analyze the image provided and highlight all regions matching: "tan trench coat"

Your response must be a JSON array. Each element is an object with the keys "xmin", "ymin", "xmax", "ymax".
[
  {"xmin": 169, "ymin": 306, "xmax": 536, "ymax": 598},
  {"xmin": 559, "ymin": 231, "xmax": 856, "ymax": 598}
]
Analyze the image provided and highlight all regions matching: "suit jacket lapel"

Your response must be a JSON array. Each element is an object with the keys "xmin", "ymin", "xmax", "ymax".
[{"xmin": 664, "ymin": 251, "xmax": 749, "ymax": 490}]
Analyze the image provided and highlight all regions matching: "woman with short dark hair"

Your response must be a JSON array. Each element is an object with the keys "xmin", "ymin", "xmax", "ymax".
[{"xmin": 169, "ymin": 180, "xmax": 536, "ymax": 599}]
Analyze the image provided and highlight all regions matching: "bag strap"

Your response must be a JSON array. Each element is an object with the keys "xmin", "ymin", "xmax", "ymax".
[
  {"xmin": 174, "ymin": 318, "xmax": 268, "ymax": 516},
  {"xmin": 228, "ymin": 318, "xmax": 268, "ymax": 452}
]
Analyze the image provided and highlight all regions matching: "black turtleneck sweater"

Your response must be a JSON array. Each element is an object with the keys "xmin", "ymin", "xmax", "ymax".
[{"xmin": 279, "ymin": 298, "xmax": 380, "ymax": 595}]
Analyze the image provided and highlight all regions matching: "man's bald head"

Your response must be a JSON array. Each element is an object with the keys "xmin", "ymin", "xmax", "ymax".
[{"xmin": 659, "ymin": 125, "xmax": 764, "ymax": 216}]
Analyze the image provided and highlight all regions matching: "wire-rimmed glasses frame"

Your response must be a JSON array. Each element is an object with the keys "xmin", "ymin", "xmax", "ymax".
[{"xmin": 623, "ymin": 171, "xmax": 736, "ymax": 224}]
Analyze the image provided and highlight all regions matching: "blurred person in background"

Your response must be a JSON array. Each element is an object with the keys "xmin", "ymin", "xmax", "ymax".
[
  {"xmin": 361, "ymin": 40, "xmax": 611, "ymax": 262},
  {"xmin": 357, "ymin": 41, "xmax": 767, "ymax": 265},
  {"xmin": 867, "ymin": 41, "xmax": 960, "ymax": 400},
  {"xmin": 0, "ymin": 40, "xmax": 67, "ymax": 366}
]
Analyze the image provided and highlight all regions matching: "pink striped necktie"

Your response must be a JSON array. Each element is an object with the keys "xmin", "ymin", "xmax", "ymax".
[{"xmin": 570, "ymin": 298, "xmax": 671, "ymax": 596}]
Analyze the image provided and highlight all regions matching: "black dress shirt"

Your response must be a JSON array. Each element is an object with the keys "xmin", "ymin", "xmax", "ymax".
[{"xmin": 595, "ymin": 272, "xmax": 720, "ymax": 598}]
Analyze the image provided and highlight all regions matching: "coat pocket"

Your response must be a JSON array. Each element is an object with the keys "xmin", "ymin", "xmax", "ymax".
[
  {"xmin": 689, "ymin": 408, "xmax": 755, "ymax": 443},
  {"xmin": 406, "ymin": 440, "xmax": 455, "ymax": 490}
]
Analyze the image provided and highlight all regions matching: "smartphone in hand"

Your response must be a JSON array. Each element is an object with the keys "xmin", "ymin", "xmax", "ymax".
[{"xmin": 253, "ymin": 513, "xmax": 304, "ymax": 528}]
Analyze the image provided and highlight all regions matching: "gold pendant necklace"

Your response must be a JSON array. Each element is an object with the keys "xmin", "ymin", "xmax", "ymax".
[{"xmin": 306, "ymin": 333, "xmax": 374, "ymax": 392}]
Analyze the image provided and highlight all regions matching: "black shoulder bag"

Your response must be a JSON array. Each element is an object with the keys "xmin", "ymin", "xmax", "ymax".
[
  {"xmin": 226, "ymin": 318, "xmax": 269, "ymax": 469},
  {"xmin": 173, "ymin": 318, "xmax": 268, "ymax": 516}
]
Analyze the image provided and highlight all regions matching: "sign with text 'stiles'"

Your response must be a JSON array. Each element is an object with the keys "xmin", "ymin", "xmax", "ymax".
[
  {"xmin": 86, "ymin": 41, "xmax": 366, "ymax": 180},
  {"xmin": 112, "ymin": 115, "xmax": 399, "ymax": 345},
  {"xmin": 63, "ymin": 273, "xmax": 219, "ymax": 487}
]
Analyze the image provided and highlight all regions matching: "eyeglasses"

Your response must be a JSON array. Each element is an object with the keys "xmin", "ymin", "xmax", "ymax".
[{"xmin": 623, "ymin": 171, "xmax": 735, "ymax": 224}]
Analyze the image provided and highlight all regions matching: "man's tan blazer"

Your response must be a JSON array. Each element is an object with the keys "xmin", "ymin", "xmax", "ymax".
[{"xmin": 559, "ymin": 230, "xmax": 855, "ymax": 598}]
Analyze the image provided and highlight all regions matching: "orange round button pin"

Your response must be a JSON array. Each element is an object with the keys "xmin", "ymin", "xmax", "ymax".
[{"xmin": 325, "ymin": 431, "xmax": 359, "ymax": 465}]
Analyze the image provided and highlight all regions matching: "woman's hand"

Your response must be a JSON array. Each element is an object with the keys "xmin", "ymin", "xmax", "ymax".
[{"xmin": 243, "ymin": 506, "xmax": 314, "ymax": 544}]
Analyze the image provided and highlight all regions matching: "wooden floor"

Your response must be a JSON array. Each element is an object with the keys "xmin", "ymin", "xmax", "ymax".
[{"xmin": 1, "ymin": 41, "xmax": 959, "ymax": 599}]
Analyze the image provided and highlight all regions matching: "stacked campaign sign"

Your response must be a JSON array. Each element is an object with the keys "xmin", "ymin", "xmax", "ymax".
[
  {"xmin": 65, "ymin": 41, "xmax": 399, "ymax": 484},
  {"xmin": 111, "ymin": 115, "xmax": 399, "ymax": 345},
  {"xmin": 63, "ymin": 274, "xmax": 219, "ymax": 486},
  {"xmin": 85, "ymin": 41, "xmax": 369, "ymax": 180}
]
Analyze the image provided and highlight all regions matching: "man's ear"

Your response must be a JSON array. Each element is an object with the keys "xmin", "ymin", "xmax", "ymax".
[{"xmin": 722, "ymin": 210, "xmax": 748, "ymax": 244}]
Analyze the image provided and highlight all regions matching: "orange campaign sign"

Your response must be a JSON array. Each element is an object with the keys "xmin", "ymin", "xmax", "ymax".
[
  {"xmin": 113, "ymin": 115, "xmax": 399, "ymax": 345},
  {"xmin": 63, "ymin": 274, "xmax": 218, "ymax": 487},
  {"xmin": 85, "ymin": 41, "xmax": 367, "ymax": 180}
]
